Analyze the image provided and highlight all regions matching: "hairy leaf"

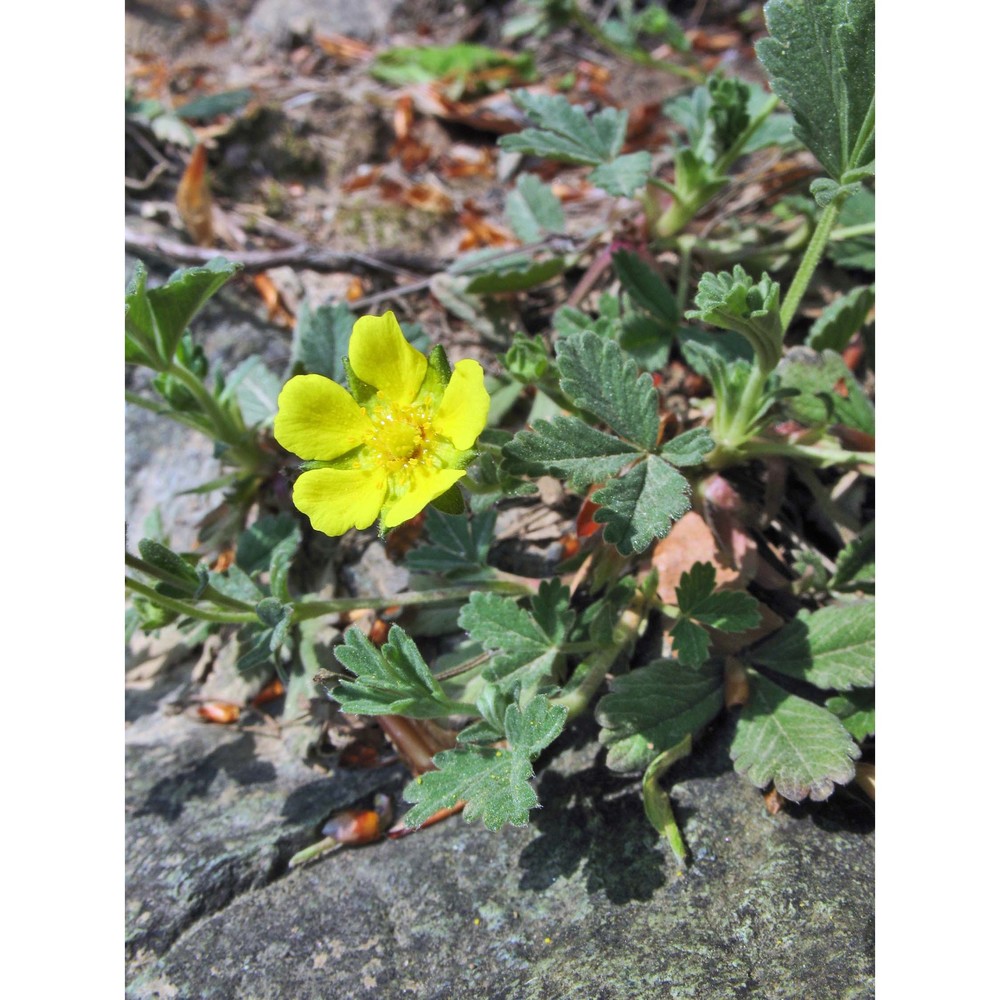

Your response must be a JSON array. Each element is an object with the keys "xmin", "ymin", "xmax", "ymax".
[
  {"xmin": 592, "ymin": 456, "xmax": 691, "ymax": 555},
  {"xmin": 748, "ymin": 599, "xmax": 874, "ymax": 690},
  {"xmin": 222, "ymin": 356, "xmax": 282, "ymax": 427},
  {"xmin": 330, "ymin": 625, "xmax": 468, "ymax": 718},
  {"xmin": 235, "ymin": 514, "xmax": 300, "ymax": 574},
  {"xmin": 403, "ymin": 695, "xmax": 567, "ymax": 830},
  {"xmin": 406, "ymin": 508, "xmax": 497, "ymax": 578},
  {"xmin": 731, "ymin": 671, "xmax": 860, "ymax": 801},
  {"xmin": 830, "ymin": 523, "xmax": 875, "ymax": 594},
  {"xmin": 826, "ymin": 688, "xmax": 875, "ymax": 742},
  {"xmin": 290, "ymin": 301, "xmax": 354, "ymax": 384},
  {"xmin": 556, "ymin": 331, "xmax": 660, "ymax": 449},
  {"xmin": 503, "ymin": 415, "xmax": 639, "ymax": 491},
  {"xmin": 505, "ymin": 173, "xmax": 566, "ymax": 243},
  {"xmin": 612, "ymin": 250, "xmax": 678, "ymax": 328},
  {"xmin": 659, "ymin": 428, "xmax": 714, "ymax": 468},
  {"xmin": 756, "ymin": 0, "xmax": 875, "ymax": 181},
  {"xmin": 807, "ymin": 284, "xmax": 875, "ymax": 353},
  {"xmin": 777, "ymin": 346, "xmax": 874, "ymax": 433},
  {"xmin": 465, "ymin": 257, "xmax": 565, "ymax": 294},
  {"xmin": 589, "ymin": 151, "xmax": 652, "ymax": 197},
  {"xmin": 596, "ymin": 658, "xmax": 724, "ymax": 772}
]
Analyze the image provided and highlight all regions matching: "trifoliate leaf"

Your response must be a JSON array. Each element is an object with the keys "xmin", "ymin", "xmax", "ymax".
[
  {"xmin": 748, "ymin": 599, "xmax": 874, "ymax": 690},
  {"xmin": 756, "ymin": 0, "xmax": 875, "ymax": 182},
  {"xmin": 402, "ymin": 696, "xmax": 567, "ymax": 830},
  {"xmin": 612, "ymin": 249, "xmax": 679, "ymax": 329},
  {"xmin": 330, "ymin": 625, "xmax": 471, "ymax": 718},
  {"xmin": 596, "ymin": 658, "xmax": 724, "ymax": 772},
  {"xmin": 659, "ymin": 428, "xmax": 714, "ymax": 468},
  {"xmin": 686, "ymin": 265, "xmax": 783, "ymax": 372},
  {"xmin": 499, "ymin": 90, "xmax": 627, "ymax": 165},
  {"xmin": 589, "ymin": 151, "xmax": 652, "ymax": 197},
  {"xmin": 592, "ymin": 456, "xmax": 691, "ymax": 556},
  {"xmin": 125, "ymin": 258, "xmax": 240, "ymax": 370},
  {"xmin": 825, "ymin": 688, "xmax": 875, "ymax": 742},
  {"xmin": 807, "ymin": 284, "xmax": 875, "ymax": 353},
  {"xmin": 731, "ymin": 671, "xmax": 860, "ymax": 801},
  {"xmin": 505, "ymin": 173, "xmax": 566, "ymax": 243},
  {"xmin": 503, "ymin": 415, "xmax": 640, "ymax": 491},
  {"xmin": 459, "ymin": 583, "xmax": 575, "ymax": 692},
  {"xmin": 406, "ymin": 508, "xmax": 497, "ymax": 578},
  {"xmin": 289, "ymin": 301, "xmax": 354, "ymax": 384},
  {"xmin": 830, "ymin": 523, "xmax": 875, "ymax": 594},
  {"xmin": 556, "ymin": 330, "xmax": 660, "ymax": 449}
]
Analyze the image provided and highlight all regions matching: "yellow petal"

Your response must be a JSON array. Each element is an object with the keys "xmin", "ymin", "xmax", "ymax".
[
  {"xmin": 274, "ymin": 375, "xmax": 371, "ymax": 461},
  {"xmin": 348, "ymin": 312, "xmax": 427, "ymax": 405},
  {"xmin": 382, "ymin": 468, "xmax": 466, "ymax": 529},
  {"xmin": 292, "ymin": 467, "xmax": 387, "ymax": 536},
  {"xmin": 431, "ymin": 359, "xmax": 489, "ymax": 450}
]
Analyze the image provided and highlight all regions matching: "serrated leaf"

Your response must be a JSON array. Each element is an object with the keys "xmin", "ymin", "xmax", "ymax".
[
  {"xmin": 553, "ymin": 302, "xmax": 618, "ymax": 340},
  {"xmin": 749, "ymin": 599, "xmax": 874, "ymax": 690},
  {"xmin": 596, "ymin": 658, "xmax": 723, "ymax": 772},
  {"xmin": 678, "ymin": 326, "xmax": 754, "ymax": 376},
  {"xmin": 825, "ymin": 688, "xmax": 875, "ymax": 742},
  {"xmin": 756, "ymin": 0, "xmax": 875, "ymax": 182},
  {"xmin": 403, "ymin": 696, "xmax": 567, "ymax": 830},
  {"xmin": 731, "ymin": 671, "xmax": 860, "ymax": 801},
  {"xmin": 807, "ymin": 284, "xmax": 875, "ymax": 352},
  {"xmin": 289, "ymin": 301, "xmax": 354, "ymax": 383},
  {"xmin": 830, "ymin": 523, "xmax": 875, "ymax": 594},
  {"xmin": 330, "ymin": 625, "xmax": 468, "ymax": 718},
  {"xmin": 676, "ymin": 562, "xmax": 761, "ymax": 632},
  {"xmin": 556, "ymin": 331, "xmax": 660, "ymax": 449},
  {"xmin": 499, "ymin": 90, "xmax": 627, "ymax": 165},
  {"xmin": 503, "ymin": 415, "xmax": 639, "ymax": 491},
  {"xmin": 505, "ymin": 173, "xmax": 565, "ymax": 243},
  {"xmin": 592, "ymin": 456, "xmax": 691, "ymax": 556},
  {"xmin": 612, "ymin": 250, "xmax": 678, "ymax": 328},
  {"xmin": 406, "ymin": 508, "xmax": 497, "ymax": 577},
  {"xmin": 125, "ymin": 258, "xmax": 240, "ymax": 370},
  {"xmin": 619, "ymin": 314, "xmax": 671, "ymax": 370},
  {"xmin": 659, "ymin": 428, "xmax": 714, "ymax": 467},
  {"xmin": 589, "ymin": 151, "xmax": 652, "ymax": 197},
  {"xmin": 669, "ymin": 618, "xmax": 711, "ymax": 669}
]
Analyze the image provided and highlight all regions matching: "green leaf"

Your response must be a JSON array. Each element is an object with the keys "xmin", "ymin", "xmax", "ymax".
[
  {"xmin": 209, "ymin": 563, "xmax": 263, "ymax": 603},
  {"xmin": 777, "ymin": 347, "xmax": 874, "ymax": 433},
  {"xmin": 459, "ymin": 582, "xmax": 575, "ymax": 692},
  {"xmin": 289, "ymin": 301, "xmax": 354, "ymax": 384},
  {"xmin": 503, "ymin": 415, "xmax": 639, "ymax": 491},
  {"xmin": 592, "ymin": 456, "xmax": 691, "ymax": 555},
  {"xmin": 659, "ymin": 428, "xmax": 714, "ymax": 467},
  {"xmin": 556, "ymin": 331, "xmax": 660, "ymax": 449},
  {"xmin": 402, "ymin": 695, "xmax": 567, "ymax": 830},
  {"xmin": 827, "ymin": 187, "xmax": 874, "ymax": 270},
  {"xmin": 370, "ymin": 44, "xmax": 535, "ymax": 93},
  {"xmin": 596, "ymin": 658, "xmax": 724, "ymax": 772},
  {"xmin": 465, "ymin": 257, "xmax": 565, "ymax": 294},
  {"xmin": 749, "ymin": 599, "xmax": 874, "ymax": 690},
  {"xmin": 236, "ymin": 514, "xmax": 301, "ymax": 575},
  {"xmin": 499, "ymin": 90, "xmax": 627, "ymax": 165},
  {"xmin": 221, "ymin": 356, "xmax": 281, "ymax": 426},
  {"xmin": 830, "ymin": 523, "xmax": 875, "ymax": 594},
  {"xmin": 505, "ymin": 173, "xmax": 565, "ymax": 243},
  {"xmin": 137, "ymin": 538, "xmax": 200, "ymax": 589},
  {"xmin": 174, "ymin": 88, "xmax": 253, "ymax": 122},
  {"xmin": 589, "ymin": 151, "xmax": 652, "ymax": 197},
  {"xmin": 406, "ymin": 508, "xmax": 496, "ymax": 578},
  {"xmin": 267, "ymin": 530, "xmax": 299, "ymax": 604},
  {"xmin": 125, "ymin": 259, "xmax": 241, "ymax": 370},
  {"xmin": 825, "ymin": 688, "xmax": 875, "ymax": 742},
  {"xmin": 807, "ymin": 284, "xmax": 875, "ymax": 353},
  {"xmin": 686, "ymin": 264, "xmax": 783, "ymax": 372},
  {"xmin": 731, "ymin": 671, "xmax": 860, "ymax": 801},
  {"xmin": 330, "ymin": 625, "xmax": 468, "ymax": 718},
  {"xmin": 612, "ymin": 249, "xmax": 678, "ymax": 328},
  {"xmin": 619, "ymin": 314, "xmax": 671, "ymax": 370},
  {"xmin": 756, "ymin": 0, "xmax": 875, "ymax": 182}
]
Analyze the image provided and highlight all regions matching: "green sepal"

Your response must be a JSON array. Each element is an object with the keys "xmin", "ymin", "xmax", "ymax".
[{"xmin": 343, "ymin": 356, "xmax": 377, "ymax": 405}]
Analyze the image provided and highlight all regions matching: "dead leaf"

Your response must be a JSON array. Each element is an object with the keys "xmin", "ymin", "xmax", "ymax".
[
  {"xmin": 724, "ymin": 657, "xmax": 750, "ymax": 708},
  {"xmin": 653, "ymin": 510, "xmax": 741, "ymax": 604},
  {"xmin": 763, "ymin": 786, "xmax": 786, "ymax": 815},
  {"xmin": 252, "ymin": 273, "xmax": 295, "ymax": 327},
  {"xmin": 197, "ymin": 701, "xmax": 240, "ymax": 724},
  {"xmin": 314, "ymin": 32, "xmax": 372, "ymax": 62},
  {"xmin": 176, "ymin": 143, "xmax": 214, "ymax": 246}
]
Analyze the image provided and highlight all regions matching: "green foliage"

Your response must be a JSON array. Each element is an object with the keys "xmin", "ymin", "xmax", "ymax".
[
  {"xmin": 596, "ymin": 658, "xmax": 724, "ymax": 772},
  {"xmin": 659, "ymin": 428, "xmax": 714, "ymax": 468},
  {"xmin": 828, "ymin": 188, "xmax": 875, "ymax": 271},
  {"xmin": 330, "ymin": 625, "xmax": 474, "ymax": 718},
  {"xmin": 370, "ymin": 43, "xmax": 535, "ymax": 96},
  {"xmin": 757, "ymin": 0, "xmax": 874, "ymax": 184},
  {"xmin": 402, "ymin": 695, "xmax": 568, "ymax": 830},
  {"xmin": 830, "ymin": 524, "xmax": 875, "ymax": 594},
  {"xmin": 505, "ymin": 173, "xmax": 566, "ymax": 243},
  {"xmin": 406, "ymin": 509, "xmax": 497, "ymax": 579},
  {"xmin": 670, "ymin": 563, "xmax": 761, "ymax": 667},
  {"xmin": 289, "ymin": 301, "xmax": 354, "ymax": 384},
  {"xmin": 611, "ymin": 249, "xmax": 678, "ymax": 329},
  {"xmin": 465, "ymin": 257, "xmax": 565, "ymax": 294},
  {"xmin": 236, "ymin": 514, "xmax": 301, "ymax": 575},
  {"xmin": 747, "ymin": 599, "xmax": 875, "ymax": 690},
  {"xmin": 731, "ymin": 671, "xmax": 860, "ymax": 801},
  {"xmin": 777, "ymin": 348, "xmax": 874, "ymax": 434},
  {"xmin": 807, "ymin": 285, "xmax": 875, "ymax": 353},
  {"xmin": 826, "ymin": 689, "xmax": 875, "ymax": 742}
]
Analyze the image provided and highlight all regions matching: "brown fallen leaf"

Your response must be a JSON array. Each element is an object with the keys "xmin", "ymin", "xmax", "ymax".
[
  {"xmin": 251, "ymin": 273, "xmax": 295, "ymax": 327},
  {"xmin": 176, "ymin": 143, "xmax": 214, "ymax": 246},
  {"xmin": 197, "ymin": 701, "xmax": 240, "ymax": 724},
  {"xmin": 763, "ymin": 786, "xmax": 786, "ymax": 816},
  {"xmin": 653, "ymin": 510, "xmax": 742, "ymax": 604}
]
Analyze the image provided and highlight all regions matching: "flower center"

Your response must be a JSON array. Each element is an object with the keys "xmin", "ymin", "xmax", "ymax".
[{"xmin": 366, "ymin": 396, "xmax": 435, "ymax": 473}]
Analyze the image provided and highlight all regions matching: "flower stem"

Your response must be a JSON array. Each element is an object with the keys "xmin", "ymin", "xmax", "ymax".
[{"xmin": 779, "ymin": 196, "xmax": 845, "ymax": 334}]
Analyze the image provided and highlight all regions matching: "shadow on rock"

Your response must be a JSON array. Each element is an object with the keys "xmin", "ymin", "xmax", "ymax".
[{"xmin": 518, "ymin": 765, "xmax": 666, "ymax": 904}]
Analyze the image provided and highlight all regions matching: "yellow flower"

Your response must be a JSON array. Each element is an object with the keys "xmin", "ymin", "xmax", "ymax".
[{"xmin": 274, "ymin": 311, "xmax": 490, "ymax": 536}]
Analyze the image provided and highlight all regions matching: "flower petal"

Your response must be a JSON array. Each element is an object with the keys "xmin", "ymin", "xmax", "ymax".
[
  {"xmin": 293, "ymin": 467, "xmax": 387, "ymax": 536},
  {"xmin": 431, "ymin": 359, "xmax": 489, "ymax": 450},
  {"xmin": 349, "ymin": 312, "xmax": 427, "ymax": 405},
  {"xmin": 274, "ymin": 375, "xmax": 371, "ymax": 461},
  {"xmin": 382, "ymin": 468, "xmax": 466, "ymax": 529}
]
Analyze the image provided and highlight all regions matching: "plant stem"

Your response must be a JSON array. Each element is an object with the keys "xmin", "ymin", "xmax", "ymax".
[
  {"xmin": 779, "ymin": 196, "xmax": 845, "ymax": 333},
  {"xmin": 124, "ymin": 553, "xmax": 256, "ymax": 612},
  {"xmin": 125, "ymin": 576, "xmax": 259, "ymax": 624},
  {"xmin": 676, "ymin": 234, "xmax": 695, "ymax": 316}
]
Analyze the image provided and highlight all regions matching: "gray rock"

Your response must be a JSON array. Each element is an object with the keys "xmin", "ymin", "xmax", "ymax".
[{"xmin": 246, "ymin": 0, "xmax": 404, "ymax": 45}]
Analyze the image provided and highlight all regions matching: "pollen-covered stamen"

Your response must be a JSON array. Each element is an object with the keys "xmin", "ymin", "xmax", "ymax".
[{"xmin": 365, "ymin": 395, "xmax": 437, "ymax": 473}]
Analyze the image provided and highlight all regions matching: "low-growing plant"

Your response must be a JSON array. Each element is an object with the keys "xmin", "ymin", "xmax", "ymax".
[{"xmin": 125, "ymin": 0, "xmax": 874, "ymax": 863}]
